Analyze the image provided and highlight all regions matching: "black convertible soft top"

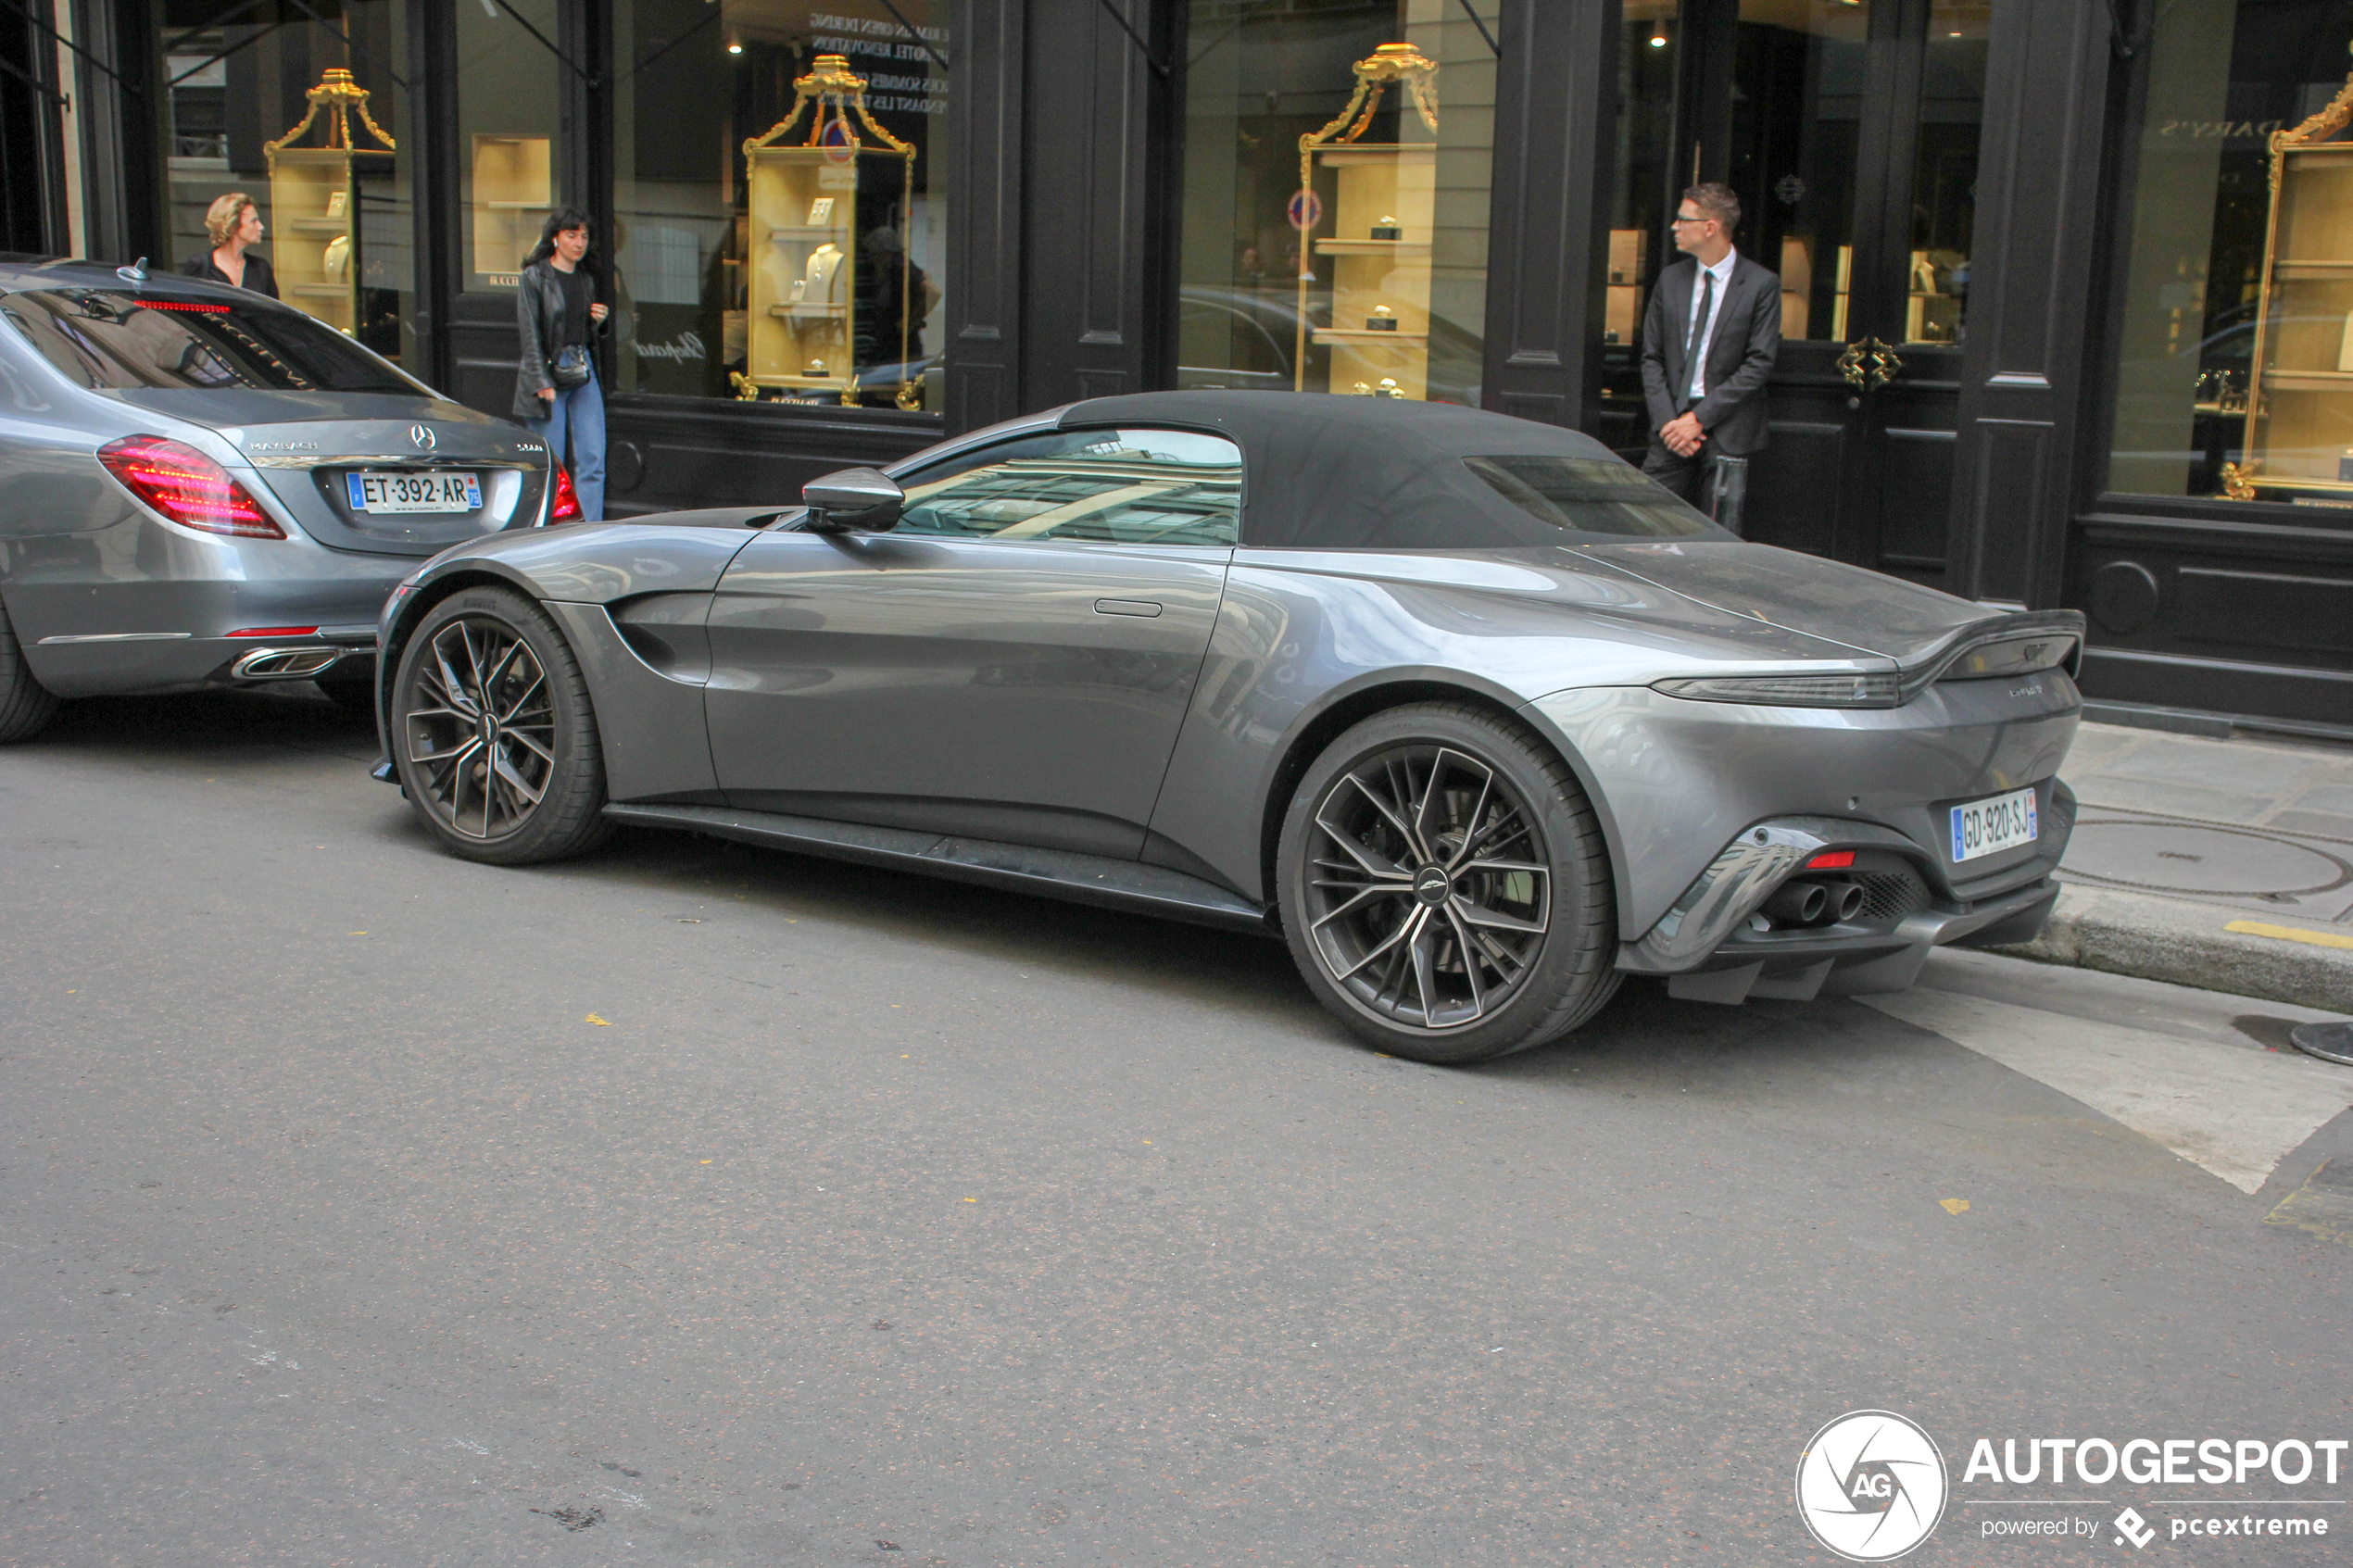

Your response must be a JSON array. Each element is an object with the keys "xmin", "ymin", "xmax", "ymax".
[{"xmin": 1058, "ymin": 390, "xmax": 1716, "ymax": 551}]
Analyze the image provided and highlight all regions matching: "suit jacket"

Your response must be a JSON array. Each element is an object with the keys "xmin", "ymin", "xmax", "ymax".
[{"xmin": 1639, "ymin": 252, "xmax": 1781, "ymax": 457}]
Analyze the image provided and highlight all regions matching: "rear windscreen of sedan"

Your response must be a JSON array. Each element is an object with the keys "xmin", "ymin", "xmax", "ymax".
[
  {"xmin": 1464, "ymin": 455, "xmax": 1718, "ymax": 538},
  {"xmin": 1, "ymin": 289, "xmax": 413, "ymax": 394}
]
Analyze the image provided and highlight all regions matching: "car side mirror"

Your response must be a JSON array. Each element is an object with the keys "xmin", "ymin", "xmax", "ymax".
[{"xmin": 803, "ymin": 467, "xmax": 904, "ymax": 533}]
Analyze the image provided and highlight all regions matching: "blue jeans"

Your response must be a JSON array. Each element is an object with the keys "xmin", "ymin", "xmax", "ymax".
[{"xmin": 527, "ymin": 364, "xmax": 606, "ymax": 521}]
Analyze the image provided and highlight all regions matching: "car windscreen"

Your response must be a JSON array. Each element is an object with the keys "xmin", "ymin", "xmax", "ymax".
[
  {"xmin": 1463, "ymin": 455, "xmax": 1717, "ymax": 538},
  {"xmin": 0, "ymin": 289, "xmax": 415, "ymax": 394}
]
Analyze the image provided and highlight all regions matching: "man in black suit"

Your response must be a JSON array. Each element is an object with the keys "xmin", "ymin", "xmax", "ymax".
[{"xmin": 1640, "ymin": 182, "xmax": 1780, "ymax": 516}]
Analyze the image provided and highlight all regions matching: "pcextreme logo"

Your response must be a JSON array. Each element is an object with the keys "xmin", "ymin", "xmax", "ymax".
[{"xmin": 1796, "ymin": 1410, "xmax": 1951, "ymax": 1562}]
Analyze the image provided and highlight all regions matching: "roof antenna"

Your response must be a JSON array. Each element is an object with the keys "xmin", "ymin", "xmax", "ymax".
[{"xmin": 116, "ymin": 257, "xmax": 148, "ymax": 283}]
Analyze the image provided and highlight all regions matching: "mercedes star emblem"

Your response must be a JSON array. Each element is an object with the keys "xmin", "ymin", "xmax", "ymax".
[{"xmin": 409, "ymin": 424, "xmax": 436, "ymax": 451}]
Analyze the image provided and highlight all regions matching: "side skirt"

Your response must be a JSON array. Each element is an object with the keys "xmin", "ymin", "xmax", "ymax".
[{"xmin": 602, "ymin": 802, "xmax": 1277, "ymax": 937}]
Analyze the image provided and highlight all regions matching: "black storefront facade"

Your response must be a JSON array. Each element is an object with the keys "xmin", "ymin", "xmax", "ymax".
[{"xmin": 5, "ymin": 0, "xmax": 2349, "ymax": 736}]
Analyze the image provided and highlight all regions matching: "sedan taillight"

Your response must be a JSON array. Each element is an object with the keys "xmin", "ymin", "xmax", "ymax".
[
  {"xmin": 97, "ymin": 435, "xmax": 283, "ymax": 539},
  {"xmin": 549, "ymin": 463, "xmax": 582, "ymax": 523}
]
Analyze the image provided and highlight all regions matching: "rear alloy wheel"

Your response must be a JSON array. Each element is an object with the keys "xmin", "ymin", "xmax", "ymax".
[
  {"xmin": 1277, "ymin": 702, "xmax": 1619, "ymax": 1064},
  {"xmin": 391, "ymin": 586, "xmax": 611, "ymax": 865},
  {"xmin": 0, "ymin": 599, "xmax": 62, "ymax": 744}
]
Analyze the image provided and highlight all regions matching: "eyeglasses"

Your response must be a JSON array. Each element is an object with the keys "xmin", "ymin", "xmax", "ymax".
[{"xmin": 1670, "ymin": 214, "xmax": 1713, "ymax": 226}]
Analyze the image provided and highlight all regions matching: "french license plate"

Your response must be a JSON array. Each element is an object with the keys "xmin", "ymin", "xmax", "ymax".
[
  {"xmin": 346, "ymin": 470, "xmax": 481, "ymax": 514},
  {"xmin": 1949, "ymin": 786, "xmax": 2038, "ymax": 863}
]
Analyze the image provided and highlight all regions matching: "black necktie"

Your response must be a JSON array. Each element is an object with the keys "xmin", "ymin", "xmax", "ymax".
[{"xmin": 1685, "ymin": 270, "xmax": 1716, "ymax": 395}]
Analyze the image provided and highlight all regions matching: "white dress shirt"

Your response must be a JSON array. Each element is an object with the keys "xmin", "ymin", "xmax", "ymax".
[{"xmin": 1685, "ymin": 248, "xmax": 1739, "ymax": 401}]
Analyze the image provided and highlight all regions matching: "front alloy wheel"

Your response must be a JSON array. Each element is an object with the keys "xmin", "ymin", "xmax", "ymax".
[
  {"xmin": 1278, "ymin": 703, "xmax": 1619, "ymax": 1063},
  {"xmin": 406, "ymin": 615, "xmax": 555, "ymax": 841},
  {"xmin": 391, "ymin": 586, "xmax": 611, "ymax": 865}
]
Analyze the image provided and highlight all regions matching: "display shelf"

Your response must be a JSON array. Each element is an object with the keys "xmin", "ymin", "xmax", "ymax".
[
  {"xmin": 1312, "ymin": 238, "xmax": 1432, "ymax": 257},
  {"xmin": 471, "ymin": 134, "xmax": 550, "ymax": 282},
  {"xmin": 1308, "ymin": 142, "xmax": 1436, "ymax": 401},
  {"xmin": 2232, "ymin": 69, "xmax": 2353, "ymax": 499},
  {"xmin": 265, "ymin": 147, "xmax": 359, "ymax": 335},
  {"xmin": 2262, "ymin": 370, "xmax": 2353, "ymax": 390},
  {"xmin": 1293, "ymin": 44, "xmax": 1442, "ymax": 401},
  {"xmin": 737, "ymin": 56, "xmax": 922, "ymax": 408},
  {"xmin": 263, "ymin": 69, "xmax": 391, "ymax": 336},
  {"xmin": 758, "ymin": 372, "xmax": 857, "ymax": 390}
]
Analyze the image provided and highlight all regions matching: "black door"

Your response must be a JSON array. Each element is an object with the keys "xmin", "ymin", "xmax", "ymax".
[{"xmin": 1718, "ymin": 0, "xmax": 1986, "ymax": 585}]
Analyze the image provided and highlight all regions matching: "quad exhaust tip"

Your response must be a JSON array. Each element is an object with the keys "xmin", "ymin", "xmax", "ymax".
[{"xmin": 232, "ymin": 646, "xmax": 343, "ymax": 680}]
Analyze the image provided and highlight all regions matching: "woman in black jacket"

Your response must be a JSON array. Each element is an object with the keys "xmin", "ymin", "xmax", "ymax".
[
  {"xmin": 512, "ymin": 207, "xmax": 610, "ymax": 521},
  {"xmin": 179, "ymin": 192, "xmax": 279, "ymax": 298}
]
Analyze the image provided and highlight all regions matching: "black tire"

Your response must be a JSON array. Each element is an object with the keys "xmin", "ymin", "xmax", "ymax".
[
  {"xmin": 0, "ymin": 599, "xmax": 62, "ymax": 745},
  {"xmin": 389, "ymin": 586, "xmax": 612, "ymax": 865},
  {"xmin": 1276, "ymin": 701, "xmax": 1621, "ymax": 1064}
]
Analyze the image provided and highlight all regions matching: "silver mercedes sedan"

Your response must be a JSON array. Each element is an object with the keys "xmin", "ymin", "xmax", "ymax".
[
  {"xmin": 371, "ymin": 392, "xmax": 2082, "ymax": 1063},
  {"xmin": 0, "ymin": 257, "xmax": 561, "ymax": 740}
]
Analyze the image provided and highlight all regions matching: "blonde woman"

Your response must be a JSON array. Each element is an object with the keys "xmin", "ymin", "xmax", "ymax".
[{"xmin": 179, "ymin": 193, "xmax": 279, "ymax": 298}]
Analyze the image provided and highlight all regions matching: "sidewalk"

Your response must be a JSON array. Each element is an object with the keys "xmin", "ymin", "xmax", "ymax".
[{"xmin": 1992, "ymin": 720, "xmax": 2353, "ymax": 1012}]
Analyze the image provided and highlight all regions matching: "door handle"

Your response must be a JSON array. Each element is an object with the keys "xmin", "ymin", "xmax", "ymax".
[
  {"xmin": 1838, "ymin": 337, "xmax": 1904, "ymax": 391},
  {"xmin": 1867, "ymin": 340, "xmax": 1903, "ymax": 389},
  {"xmin": 1837, "ymin": 340, "xmax": 1870, "ymax": 389},
  {"xmin": 1094, "ymin": 598, "xmax": 1163, "ymax": 618}
]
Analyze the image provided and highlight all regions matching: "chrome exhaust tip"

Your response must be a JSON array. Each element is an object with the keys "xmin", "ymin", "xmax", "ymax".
[{"xmin": 232, "ymin": 646, "xmax": 344, "ymax": 680}]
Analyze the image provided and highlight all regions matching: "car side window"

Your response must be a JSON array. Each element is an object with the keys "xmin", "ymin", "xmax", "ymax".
[{"xmin": 895, "ymin": 427, "xmax": 1241, "ymax": 546}]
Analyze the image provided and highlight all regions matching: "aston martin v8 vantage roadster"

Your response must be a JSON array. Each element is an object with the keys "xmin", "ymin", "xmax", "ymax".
[{"xmin": 372, "ymin": 392, "xmax": 2082, "ymax": 1062}]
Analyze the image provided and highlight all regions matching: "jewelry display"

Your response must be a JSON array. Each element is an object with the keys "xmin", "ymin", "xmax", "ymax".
[
  {"xmin": 264, "ymin": 68, "xmax": 393, "ymax": 334},
  {"xmin": 741, "ymin": 55, "xmax": 922, "ymax": 408},
  {"xmin": 2222, "ymin": 40, "xmax": 2353, "ymax": 502},
  {"xmin": 1298, "ymin": 44, "xmax": 1440, "ymax": 399}
]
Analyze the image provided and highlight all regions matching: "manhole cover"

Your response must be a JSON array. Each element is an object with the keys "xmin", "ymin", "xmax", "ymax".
[{"xmin": 2064, "ymin": 819, "xmax": 2353, "ymax": 898}]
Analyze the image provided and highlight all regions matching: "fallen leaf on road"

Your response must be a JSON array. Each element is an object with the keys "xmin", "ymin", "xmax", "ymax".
[
  {"xmin": 585, "ymin": 1014, "xmax": 611, "ymax": 1026},
  {"xmin": 1940, "ymin": 1198, "xmax": 1970, "ymax": 1215}
]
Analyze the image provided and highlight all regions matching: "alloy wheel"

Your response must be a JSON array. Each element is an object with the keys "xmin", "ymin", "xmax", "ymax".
[
  {"xmin": 1302, "ymin": 743, "xmax": 1551, "ymax": 1031},
  {"xmin": 400, "ymin": 616, "xmax": 556, "ymax": 841}
]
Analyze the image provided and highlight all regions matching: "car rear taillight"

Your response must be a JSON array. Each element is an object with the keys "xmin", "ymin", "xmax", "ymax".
[
  {"xmin": 548, "ymin": 463, "xmax": 582, "ymax": 523},
  {"xmin": 96, "ymin": 435, "xmax": 283, "ymax": 539},
  {"xmin": 227, "ymin": 626, "xmax": 321, "ymax": 638}
]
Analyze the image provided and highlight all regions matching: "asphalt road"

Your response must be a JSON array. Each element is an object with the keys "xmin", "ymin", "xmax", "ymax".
[{"xmin": 4, "ymin": 688, "xmax": 2351, "ymax": 1568}]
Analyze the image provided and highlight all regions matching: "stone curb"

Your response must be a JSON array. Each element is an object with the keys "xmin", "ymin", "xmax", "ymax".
[{"xmin": 1991, "ymin": 884, "xmax": 2353, "ymax": 1014}]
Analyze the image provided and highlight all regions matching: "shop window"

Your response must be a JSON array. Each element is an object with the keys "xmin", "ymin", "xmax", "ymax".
[
  {"xmin": 2108, "ymin": 0, "xmax": 2353, "ymax": 505},
  {"xmin": 150, "ymin": 0, "xmax": 413, "ymax": 366},
  {"xmin": 455, "ymin": 0, "xmax": 561, "ymax": 294},
  {"xmin": 1597, "ymin": 0, "xmax": 1682, "ymax": 453},
  {"xmin": 1176, "ymin": 0, "xmax": 1500, "ymax": 406},
  {"xmin": 611, "ymin": 0, "xmax": 950, "ymax": 411}
]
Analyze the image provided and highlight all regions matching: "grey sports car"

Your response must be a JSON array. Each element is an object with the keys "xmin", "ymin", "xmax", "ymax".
[
  {"xmin": 371, "ymin": 392, "xmax": 2082, "ymax": 1063},
  {"xmin": 0, "ymin": 257, "xmax": 560, "ymax": 741}
]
